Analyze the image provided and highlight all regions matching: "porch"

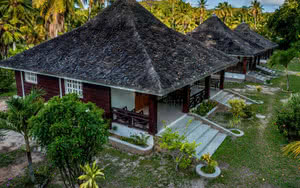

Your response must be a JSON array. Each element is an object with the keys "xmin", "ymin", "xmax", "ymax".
[{"xmin": 111, "ymin": 70, "xmax": 226, "ymax": 135}]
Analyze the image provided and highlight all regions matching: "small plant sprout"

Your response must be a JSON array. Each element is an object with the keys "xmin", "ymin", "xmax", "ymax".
[
  {"xmin": 78, "ymin": 161, "xmax": 105, "ymax": 188},
  {"xmin": 200, "ymin": 153, "xmax": 218, "ymax": 174},
  {"xmin": 256, "ymin": 85, "xmax": 262, "ymax": 92}
]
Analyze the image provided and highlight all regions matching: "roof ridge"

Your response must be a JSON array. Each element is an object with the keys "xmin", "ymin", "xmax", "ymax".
[{"xmin": 127, "ymin": 4, "xmax": 163, "ymax": 92}]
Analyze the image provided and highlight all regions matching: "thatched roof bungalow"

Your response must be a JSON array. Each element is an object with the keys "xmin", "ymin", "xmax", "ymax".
[
  {"xmin": 0, "ymin": 0, "xmax": 238, "ymax": 135},
  {"xmin": 188, "ymin": 15, "xmax": 266, "ymax": 75},
  {"xmin": 234, "ymin": 23, "xmax": 278, "ymax": 60}
]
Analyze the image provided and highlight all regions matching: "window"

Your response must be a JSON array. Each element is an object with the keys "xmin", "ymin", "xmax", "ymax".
[
  {"xmin": 65, "ymin": 79, "xmax": 83, "ymax": 98},
  {"xmin": 24, "ymin": 72, "xmax": 37, "ymax": 84}
]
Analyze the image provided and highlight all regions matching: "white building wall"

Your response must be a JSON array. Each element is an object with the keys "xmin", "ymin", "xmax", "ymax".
[{"xmin": 111, "ymin": 88, "xmax": 135, "ymax": 110}]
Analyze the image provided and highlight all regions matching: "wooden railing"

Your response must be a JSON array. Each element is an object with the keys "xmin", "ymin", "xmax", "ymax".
[
  {"xmin": 189, "ymin": 89, "xmax": 205, "ymax": 109},
  {"xmin": 192, "ymin": 79, "xmax": 220, "ymax": 89},
  {"xmin": 112, "ymin": 107, "xmax": 150, "ymax": 132}
]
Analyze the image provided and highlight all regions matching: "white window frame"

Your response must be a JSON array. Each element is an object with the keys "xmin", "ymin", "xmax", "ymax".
[
  {"xmin": 24, "ymin": 72, "xmax": 37, "ymax": 84},
  {"xmin": 64, "ymin": 79, "xmax": 83, "ymax": 98}
]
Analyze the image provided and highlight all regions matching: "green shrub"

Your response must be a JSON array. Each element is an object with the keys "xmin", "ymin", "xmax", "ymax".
[
  {"xmin": 120, "ymin": 133, "xmax": 150, "ymax": 147},
  {"xmin": 0, "ymin": 69, "xmax": 14, "ymax": 92},
  {"xmin": 159, "ymin": 120, "xmax": 200, "ymax": 171},
  {"xmin": 242, "ymin": 104, "xmax": 255, "ymax": 119},
  {"xmin": 192, "ymin": 100, "xmax": 218, "ymax": 116},
  {"xmin": 0, "ymin": 111, "xmax": 8, "ymax": 120},
  {"xmin": 228, "ymin": 98, "xmax": 246, "ymax": 119},
  {"xmin": 31, "ymin": 94, "xmax": 109, "ymax": 187},
  {"xmin": 275, "ymin": 93, "xmax": 300, "ymax": 139}
]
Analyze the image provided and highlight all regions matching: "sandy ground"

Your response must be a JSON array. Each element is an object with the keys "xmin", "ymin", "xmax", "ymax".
[
  {"xmin": 0, "ymin": 131, "xmax": 44, "ymax": 184},
  {"xmin": 0, "ymin": 98, "xmax": 8, "ymax": 112}
]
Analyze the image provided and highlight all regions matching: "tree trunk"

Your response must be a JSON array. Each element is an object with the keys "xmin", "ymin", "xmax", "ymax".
[
  {"xmin": 286, "ymin": 68, "xmax": 290, "ymax": 91},
  {"xmin": 24, "ymin": 134, "xmax": 35, "ymax": 183}
]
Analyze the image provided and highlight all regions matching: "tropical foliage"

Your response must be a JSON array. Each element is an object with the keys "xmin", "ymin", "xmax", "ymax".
[
  {"xmin": 268, "ymin": 0, "xmax": 300, "ymax": 48},
  {"xmin": 30, "ymin": 94, "xmax": 109, "ymax": 187},
  {"xmin": 159, "ymin": 120, "xmax": 200, "ymax": 171},
  {"xmin": 269, "ymin": 48, "xmax": 300, "ymax": 90},
  {"xmin": 275, "ymin": 93, "xmax": 300, "ymax": 139},
  {"xmin": 0, "ymin": 89, "xmax": 45, "ymax": 183},
  {"xmin": 78, "ymin": 161, "xmax": 105, "ymax": 188}
]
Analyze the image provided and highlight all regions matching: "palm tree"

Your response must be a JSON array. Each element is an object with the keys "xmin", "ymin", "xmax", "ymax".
[
  {"xmin": 0, "ymin": 18, "xmax": 23, "ymax": 59},
  {"xmin": 78, "ymin": 161, "xmax": 104, "ymax": 188},
  {"xmin": 33, "ymin": 0, "xmax": 83, "ymax": 38},
  {"xmin": 215, "ymin": 2, "xmax": 233, "ymax": 23},
  {"xmin": 0, "ymin": 89, "xmax": 44, "ymax": 183},
  {"xmin": 240, "ymin": 6, "xmax": 250, "ymax": 23},
  {"xmin": 249, "ymin": 0, "xmax": 263, "ymax": 29},
  {"xmin": 283, "ymin": 141, "xmax": 300, "ymax": 160},
  {"xmin": 198, "ymin": 0, "xmax": 207, "ymax": 24},
  {"xmin": 0, "ymin": 0, "xmax": 32, "ymax": 55},
  {"xmin": 269, "ymin": 49, "xmax": 300, "ymax": 91}
]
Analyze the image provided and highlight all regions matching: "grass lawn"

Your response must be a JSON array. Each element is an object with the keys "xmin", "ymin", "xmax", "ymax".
[
  {"xmin": 271, "ymin": 75, "xmax": 300, "ymax": 93},
  {"xmin": 264, "ymin": 60, "xmax": 300, "ymax": 72},
  {"xmin": 209, "ymin": 82, "xmax": 300, "ymax": 187}
]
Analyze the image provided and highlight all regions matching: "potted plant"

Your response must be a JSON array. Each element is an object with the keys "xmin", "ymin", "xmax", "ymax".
[{"xmin": 196, "ymin": 153, "xmax": 221, "ymax": 179}]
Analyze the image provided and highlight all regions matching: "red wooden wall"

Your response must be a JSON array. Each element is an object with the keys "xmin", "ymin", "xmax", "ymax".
[{"xmin": 14, "ymin": 71, "xmax": 111, "ymax": 118}]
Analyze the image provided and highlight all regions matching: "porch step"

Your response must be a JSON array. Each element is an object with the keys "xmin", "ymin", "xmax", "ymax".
[
  {"xmin": 256, "ymin": 65, "xmax": 278, "ymax": 76},
  {"xmin": 212, "ymin": 90, "xmax": 255, "ymax": 108},
  {"xmin": 186, "ymin": 124, "xmax": 210, "ymax": 143},
  {"xmin": 159, "ymin": 116, "xmax": 227, "ymax": 158},
  {"xmin": 170, "ymin": 116, "xmax": 195, "ymax": 133},
  {"xmin": 194, "ymin": 129, "xmax": 219, "ymax": 156},
  {"xmin": 197, "ymin": 133, "xmax": 227, "ymax": 158},
  {"xmin": 246, "ymin": 71, "xmax": 273, "ymax": 84}
]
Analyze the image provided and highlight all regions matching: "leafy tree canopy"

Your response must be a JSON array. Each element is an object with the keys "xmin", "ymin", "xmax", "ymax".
[
  {"xmin": 30, "ymin": 94, "xmax": 109, "ymax": 187},
  {"xmin": 268, "ymin": 0, "xmax": 300, "ymax": 48}
]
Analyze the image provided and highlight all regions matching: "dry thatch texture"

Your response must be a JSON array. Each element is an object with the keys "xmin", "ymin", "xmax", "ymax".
[
  {"xmin": 0, "ymin": 0, "xmax": 238, "ymax": 96},
  {"xmin": 234, "ymin": 23, "xmax": 278, "ymax": 50},
  {"xmin": 188, "ymin": 15, "xmax": 266, "ymax": 57}
]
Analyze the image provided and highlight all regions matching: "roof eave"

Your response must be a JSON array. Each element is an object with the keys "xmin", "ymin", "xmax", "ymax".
[{"xmin": 0, "ymin": 60, "xmax": 238, "ymax": 97}]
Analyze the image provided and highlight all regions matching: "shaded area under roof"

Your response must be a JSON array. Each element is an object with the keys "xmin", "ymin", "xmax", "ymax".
[
  {"xmin": 188, "ymin": 15, "xmax": 266, "ymax": 57},
  {"xmin": 0, "ymin": 0, "xmax": 238, "ymax": 96},
  {"xmin": 234, "ymin": 23, "xmax": 278, "ymax": 50}
]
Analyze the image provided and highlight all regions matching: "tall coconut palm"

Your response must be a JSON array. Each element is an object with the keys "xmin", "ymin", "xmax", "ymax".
[
  {"xmin": 0, "ymin": 0, "xmax": 32, "ymax": 53},
  {"xmin": 240, "ymin": 6, "xmax": 250, "ymax": 23},
  {"xmin": 0, "ymin": 89, "xmax": 45, "ymax": 183},
  {"xmin": 33, "ymin": 0, "xmax": 83, "ymax": 39},
  {"xmin": 0, "ymin": 19, "xmax": 23, "ymax": 59},
  {"xmin": 249, "ymin": 0, "xmax": 263, "ymax": 29},
  {"xmin": 198, "ymin": 0, "xmax": 207, "ymax": 24},
  {"xmin": 82, "ymin": 0, "xmax": 105, "ymax": 20},
  {"xmin": 215, "ymin": 2, "xmax": 233, "ymax": 23}
]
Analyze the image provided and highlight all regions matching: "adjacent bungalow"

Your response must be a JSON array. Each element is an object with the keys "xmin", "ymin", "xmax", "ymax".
[
  {"xmin": 188, "ymin": 15, "xmax": 266, "ymax": 79},
  {"xmin": 0, "ymin": 0, "xmax": 238, "ymax": 135},
  {"xmin": 234, "ymin": 23, "xmax": 278, "ymax": 62}
]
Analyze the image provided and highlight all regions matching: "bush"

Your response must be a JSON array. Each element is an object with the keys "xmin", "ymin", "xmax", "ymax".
[
  {"xmin": 31, "ymin": 94, "xmax": 109, "ymax": 187},
  {"xmin": 228, "ymin": 98, "xmax": 246, "ymax": 119},
  {"xmin": 275, "ymin": 93, "xmax": 300, "ymax": 139},
  {"xmin": 159, "ymin": 120, "xmax": 200, "ymax": 171},
  {"xmin": 121, "ymin": 133, "xmax": 150, "ymax": 147},
  {"xmin": 242, "ymin": 104, "xmax": 255, "ymax": 119},
  {"xmin": 192, "ymin": 100, "xmax": 218, "ymax": 116},
  {"xmin": 0, "ymin": 69, "xmax": 14, "ymax": 92}
]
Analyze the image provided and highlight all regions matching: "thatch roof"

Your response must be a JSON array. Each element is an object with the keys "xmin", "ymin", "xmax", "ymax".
[
  {"xmin": 0, "ymin": 0, "xmax": 238, "ymax": 96},
  {"xmin": 234, "ymin": 23, "xmax": 278, "ymax": 50},
  {"xmin": 188, "ymin": 15, "xmax": 266, "ymax": 57}
]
